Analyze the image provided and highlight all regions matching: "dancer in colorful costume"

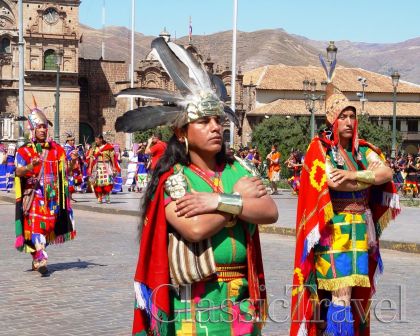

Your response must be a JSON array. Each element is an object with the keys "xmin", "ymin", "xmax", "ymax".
[
  {"xmin": 290, "ymin": 78, "xmax": 400, "ymax": 335},
  {"xmin": 14, "ymin": 104, "xmax": 76, "ymax": 275},
  {"xmin": 135, "ymin": 142, "xmax": 148, "ymax": 192},
  {"xmin": 286, "ymin": 151, "xmax": 303, "ymax": 195},
  {"xmin": 63, "ymin": 132, "xmax": 84, "ymax": 199},
  {"xmin": 112, "ymin": 143, "xmax": 123, "ymax": 194},
  {"xmin": 87, "ymin": 134, "xmax": 120, "ymax": 204},
  {"xmin": 116, "ymin": 37, "xmax": 278, "ymax": 336},
  {"xmin": 0, "ymin": 143, "xmax": 16, "ymax": 192}
]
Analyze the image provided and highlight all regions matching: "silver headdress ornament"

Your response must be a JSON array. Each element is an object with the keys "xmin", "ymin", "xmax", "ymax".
[
  {"xmin": 27, "ymin": 95, "xmax": 53, "ymax": 130},
  {"xmin": 115, "ymin": 37, "xmax": 240, "ymax": 133}
]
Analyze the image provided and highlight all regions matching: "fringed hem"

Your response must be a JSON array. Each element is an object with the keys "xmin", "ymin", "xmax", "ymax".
[
  {"xmin": 318, "ymin": 274, "xmax": 370, "ymax": 291},
  {"xmin": 47, "ymin": 231, "xmax": 77, "ymax": 245}
]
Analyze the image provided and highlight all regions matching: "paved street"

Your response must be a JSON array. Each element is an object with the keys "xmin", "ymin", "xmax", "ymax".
[{"xmin": 1, "ymin": 200, "xmax": 419, "ymax": 335}]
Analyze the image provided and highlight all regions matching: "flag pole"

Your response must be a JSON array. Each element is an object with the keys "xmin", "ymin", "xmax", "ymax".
[
  {"xmin": 101, "ymin": 0, "xmax": 105, "ymax": 59},
  {"xmin": 229, "ymin": 0, "xmax": 238, "ymax": 147},
  {"xmin": 126, "ymin": 0, "xmax": 135, "ymax": 150},
  {"xmin": 17, "ymin": 0, "xmax": 25, "ymax": 146}
]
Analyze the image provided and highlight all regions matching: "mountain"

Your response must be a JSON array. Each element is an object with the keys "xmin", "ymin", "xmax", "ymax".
[
  {"xmin": 293, "ymin": 35, "xmax": 420, "ymax": 84},
  {"xmin": 79, "ymin": 24, "xmax": 420, "ymax": 84}
]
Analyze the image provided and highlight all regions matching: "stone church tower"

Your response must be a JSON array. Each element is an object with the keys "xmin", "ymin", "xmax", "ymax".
[{"xmin": 0, "ymin": 0, "xmax": 80, "ymax": 143}]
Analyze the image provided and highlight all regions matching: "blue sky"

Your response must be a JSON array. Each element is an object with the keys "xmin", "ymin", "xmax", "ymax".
[{"xmin": 79, "ymin": 0, "xmax": 420, "ymax": 43}]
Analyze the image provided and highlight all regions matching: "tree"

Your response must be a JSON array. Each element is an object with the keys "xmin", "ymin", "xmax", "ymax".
[
  {"xmin": 133, "ymin": 126, "xmax": 172, "ymax": 144},
  {"xmin": 357, "ymin": 115, "xmax": 401, "ymax": 154},
  {"xmin": 251, "ymin": 116, "xmax": 311, "ymax": 178},
  {"xmin": 251, "ymin": 116, "xmax": 311, "ymax": 159}
]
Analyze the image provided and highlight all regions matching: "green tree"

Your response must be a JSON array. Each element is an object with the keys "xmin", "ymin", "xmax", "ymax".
[
  {"xmin": 251, "ymin": 116, "xmax": 311, "ymax": 159},
  {"xmin": 133, "ymin": 126, "xmax": 173, "ymax": 144},
  {"xmin": 251, "ymin": 116, "xmax": 311, "ymax": 178},
  {"xmin": 357, "ymin": 115, "xmax": 401, "ymax": 154}
]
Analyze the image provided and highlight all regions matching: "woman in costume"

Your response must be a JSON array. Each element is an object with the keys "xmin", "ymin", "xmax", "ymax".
[
  {"xmin": 115, "ymin": 37, "xmax": 278, "ymax": 336},
  {"xmin": 0, "ymin": 143, "xmax": 16, "ymax": 192},
  {"xmin": 14, "ymin": 104, "xmax": 76, "ymax": 274},
  {"xmin": 87, "ymin": 134, "xmax": 119, "ymax": 204},
  {"xmin": 286, "ymin": 151, "xmax": 303, "ymax": 195},
  {"xmin": 403, "ymin": 153, "xmax": 419, "ymax": 197},
  {"xmin": 290, "ymin": 79, "xmax": 400, "ymax": 336},
  {"xmin": 135, "ymin": 142, "xmax": 149, "ymax": 192},
  {"xmin": 111, "ymin": 143, "xmax": 123, "ymax": 194}
]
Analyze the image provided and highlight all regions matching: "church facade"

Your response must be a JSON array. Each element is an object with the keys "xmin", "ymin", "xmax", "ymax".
[{"xmin": 0, "ymin": 0, "xmax": 80, "ymax": 143}]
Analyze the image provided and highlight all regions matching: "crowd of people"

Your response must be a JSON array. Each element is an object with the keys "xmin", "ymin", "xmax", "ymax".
[
  {"xmin": 389, "ymin": 152, "xmax": 420, "ymax": 197},
  {"xmin": 4, "ymin": 36, "xmax": 403, "ymax": 336}
]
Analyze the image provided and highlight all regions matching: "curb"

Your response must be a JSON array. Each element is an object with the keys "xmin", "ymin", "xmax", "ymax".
[
  {"xmin": 2, "ymin": 194, "xmax": 420, "ymax": 254},
  {"xmin": 258, "ymin": 225, "xmax": 420, "ymax": 254},
  {"xmin": 0, "ymin": 194, "xmax": 139, "ymax": 217}
]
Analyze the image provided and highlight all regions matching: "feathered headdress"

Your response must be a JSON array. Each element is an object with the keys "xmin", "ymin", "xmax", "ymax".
[
  {"xmin": 65, "ymin": 131, "xmax": 75, "ymax": 141},
  {"xmin": 115, "ymin": 37, "xmax": 239, "ymax": 133}
]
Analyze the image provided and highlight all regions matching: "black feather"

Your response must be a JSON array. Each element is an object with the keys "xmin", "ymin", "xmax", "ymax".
[
  {"xmin": 115, "ymin": 106, "xmax": 181, "ymax": 133},
  {"xmin": 223, "ymin": 105, "xmax": 240, "ymax": 128},
  {"xmin": 211, "ymin": 75, "xmax": 228, "ymax": 101},
  {"xmin": 116, "ymin": 87, "xmax": 184, "ymax": 103},
  {"xmin": 151, "ymin": 37, "xmax": 196, "ymax": 96}
]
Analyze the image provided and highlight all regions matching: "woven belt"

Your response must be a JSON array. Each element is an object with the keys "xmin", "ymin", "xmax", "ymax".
[
  {"xmin": 216, "ymin": 263, "xmax": 247, "ymax": 281},
  {"xmin": 330, "ymin": 190, "xmax": 368, "ymax": 214}
]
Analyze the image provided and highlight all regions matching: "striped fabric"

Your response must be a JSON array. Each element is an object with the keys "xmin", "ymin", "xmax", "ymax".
[{"xmin": 168, "ymin": 231, "xmax": 216, "ymax": 286}]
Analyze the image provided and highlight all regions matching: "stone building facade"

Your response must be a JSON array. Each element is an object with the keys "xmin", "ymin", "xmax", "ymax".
[{"xmin": 0, "ymin": 0, "xmax": 80, "ymax": 144}]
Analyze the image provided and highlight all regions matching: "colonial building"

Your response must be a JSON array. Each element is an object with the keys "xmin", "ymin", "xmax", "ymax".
[
  {"xmin": 0, "ymin": 0, "xmax": 80, "ymax": 143},
  {"xmin": 243, "ymin": 65, "xmax": 420, "ymax": 153}
]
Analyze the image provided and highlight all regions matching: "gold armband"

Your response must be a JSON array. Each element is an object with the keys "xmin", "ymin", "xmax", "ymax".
[
  {"xmin": 216, "ymin": 193, "xmax": 243, "ymax": 215},
  {"xmin": 355, "ymin": 170, "xmax": 376, "ymax": 184}
]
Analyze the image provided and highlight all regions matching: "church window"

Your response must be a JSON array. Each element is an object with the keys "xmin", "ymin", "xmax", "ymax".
[
  {"xmin": 0, "ymin": 37, "xmax": 10, "ymax": 53},
  {"xmin": 43, "ymin": 49, "xmax": 56, "ymax": 70}
]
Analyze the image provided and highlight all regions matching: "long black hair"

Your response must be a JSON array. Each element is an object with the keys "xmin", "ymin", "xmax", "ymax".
[{"xmin": 139, "ymin": 133, "xmax": 234, "ymax": 232}]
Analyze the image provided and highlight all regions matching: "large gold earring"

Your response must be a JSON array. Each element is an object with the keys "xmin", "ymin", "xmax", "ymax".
[{"xmin": 183, "ymin": 137, "xmax": 189, "ymax": 154}]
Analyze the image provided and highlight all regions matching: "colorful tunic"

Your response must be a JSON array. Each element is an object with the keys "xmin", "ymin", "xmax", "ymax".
[
  {"xmin": 133, "ymin": 161, "xmax": 267, "ymax": 336},
  {"xmin": 314, "ymin": 146, "xmax": 376, "ymax": 291},
  {"xmin": 14, "ymin": 141, "xmax": 76, "ymax": 252}
]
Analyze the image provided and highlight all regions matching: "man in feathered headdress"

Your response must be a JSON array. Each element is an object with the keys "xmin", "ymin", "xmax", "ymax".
[
  {"xmin": 14, "ymin": 99, "xmax": 76, "ymax": 275},
  {"xmin": 116, "ymin": 37, "xmax": 276, "ymax": 336},
  {"xmin": 290, "ymin": 78, "xmax": 400, "ymax": 335}
]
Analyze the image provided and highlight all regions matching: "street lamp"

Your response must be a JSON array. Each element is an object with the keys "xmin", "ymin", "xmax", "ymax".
[
  {"xmin": 326, "ymin": 41, "xmax": 338, "ymax": 64},
  {"xmin": 303, "ymin": 78, "xmax": 327, "ymax": 139},
  {"xmin": 391, "ymin": 70, "xmax": 400, "ymax": 158},
  {"xmin": 357, "ymin": 77, "xmax": 368, "ymax": 115},
  {"xmin": 54, "ymin": 50, "xmax": 63, "ymax": 143}
]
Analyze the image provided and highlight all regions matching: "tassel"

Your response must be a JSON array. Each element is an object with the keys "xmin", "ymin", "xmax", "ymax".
[
  {"xmin": 325, "ymin": 303, "xmax": 355, "ymax": 336},
  {"xmin": 364, "ymin": 209, "xmax": 377, "ymax": 248},
  {"xmin": 15, "ymin": 235, "xmax": 24, "ymax": 249}
]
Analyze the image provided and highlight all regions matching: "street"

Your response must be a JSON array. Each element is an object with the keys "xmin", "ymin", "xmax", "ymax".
[{"xmin": 1, "ymin": 200, "xmax": 419, "ymax": 335}]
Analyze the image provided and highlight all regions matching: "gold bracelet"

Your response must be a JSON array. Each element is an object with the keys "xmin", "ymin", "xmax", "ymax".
[
  {"xmin": 355, "ymin": 170, "xmax": 376, "ymax": 184},
  {"xmin": 216, "ymin": 193, "xmax": 243, "ymax": 215},
  {"xmin": 26, "ymin": 163, "xmax": 33, "ymax": 171}
]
